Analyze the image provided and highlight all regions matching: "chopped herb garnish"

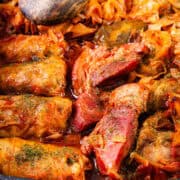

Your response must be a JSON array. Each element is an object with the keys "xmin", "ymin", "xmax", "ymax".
[
  {"xmin": 66, "ymin": 155, "xmax": 78, "ymax": 166},
  {"xmin": 15, "ymin": 144, "xmax": 44, "ymax": 165},
  {"xmin": 66, "ymin": 157, "xmax": 75, "ymax": 166}
]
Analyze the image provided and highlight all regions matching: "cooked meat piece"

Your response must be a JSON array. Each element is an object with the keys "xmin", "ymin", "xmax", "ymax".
[
  {"xmin": 72, "ymin": 43, "xmax": 148, "ymax": 95},
  {"xmin": 71, "ymin": 92, "xmax": 103, "ymax": 132},
  {"xmin": 0, "ymin": 95, "xmax": 72, "ymax": 139},
  {"xmin": 0, "ymin": 56, "xmax": 67, "ymax": 96},
  {"xmin": 109, "ymin": 83, "xmax": 149, "ymax": 114},
  {"xmin": 131, "ymin": 111, "xmax": 180, "ymax": 172},
  {"xmin": 90, "ymin": 57, "xmax": 138, "ymax": 87},
  {"xmin": 0, "ymin": 35, "xmax": 63, "ymax": 65},
  {"xmin": 81, "ymin": 83, "xmax": 149, "ymax": 178},
  {"xmin": 81, "ymin": 106, "xmax": 138, "ymax": 179},
  {"xmin": 0, "ymin": 138, "xmax": 91, "ymax": 180}
]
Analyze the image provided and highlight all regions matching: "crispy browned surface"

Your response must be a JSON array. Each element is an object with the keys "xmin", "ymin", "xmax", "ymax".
[
  {"xmin": 0, "ymin": 95, "xmax": 72, "ymax": 139},
  {"xmin": 0, "ymin": 138, "xmax": 91, "ymax": 180},
  {"xmin": 0, "ymin": 56, "xmax": 67, "ymax": 96}
]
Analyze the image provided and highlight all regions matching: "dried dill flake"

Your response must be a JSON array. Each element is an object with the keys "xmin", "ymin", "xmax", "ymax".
[
  {"xmin": 66, "ymin": 155, "xmax": 79, "ymax": 166},
  {"xmin": 15, "ymin": 144, "xmax": 44, "ymax": 165}
]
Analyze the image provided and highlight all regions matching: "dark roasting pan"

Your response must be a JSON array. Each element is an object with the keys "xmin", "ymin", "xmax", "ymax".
[{"xmin": 0, "ymin": 175, "xmax": 31, "ymax": 180}]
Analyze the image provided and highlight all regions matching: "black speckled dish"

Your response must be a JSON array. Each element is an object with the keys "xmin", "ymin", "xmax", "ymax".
[{"xmin": 0, "ymin": 175, "xmax": 31, "ymax": 180}]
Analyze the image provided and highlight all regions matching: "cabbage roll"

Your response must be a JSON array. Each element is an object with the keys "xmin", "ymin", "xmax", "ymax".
[
  {"xmin": 0, "ymin": 95, "xmax": 72, "ymax": 139},
  {"xmin": 0, "ymin": 56, "xmax": 66, "ymax": 96},
  {"xmin": 0, "ymin": 35, "xmax": 62, "ymax": 65},
  {"xmin": 0, "ymin": 138, "xmax": 91, "ymax": 180}
]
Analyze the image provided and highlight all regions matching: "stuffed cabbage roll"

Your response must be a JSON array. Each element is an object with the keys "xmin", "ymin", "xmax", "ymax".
[
  {"xmin": 0, "ymin": 95, "xmax": 72, "ymax": 139},
  {"xmin": 131, "ymin": 111, "xmax": 180, "ymax": 172},
  {"xmin": 0, "ymin": 138, "xmax": 91, "ymax": 180},
  {"xmin": 0, "ymin": 35, "xmax": 62, "ymax": 65},
  {"xmin": 0, "ymin": 56, "xmax": 66, "ymax": 96}
]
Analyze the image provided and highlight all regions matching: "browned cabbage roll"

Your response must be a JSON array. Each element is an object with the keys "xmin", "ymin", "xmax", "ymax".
[
  {"xmin": 0, "ymin": 35, "xmax": 62, "ymax": 65},
  {"xmin": 0, "ymin": 56, "xmax": 66, "ymax": 96},
  {"xmin": 0, "ymin": 95, "xmax": 72, "ymax": 139},
  {"xmin": 0, "ymin": 138, "xmax": 91, "ymax": 180}
]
